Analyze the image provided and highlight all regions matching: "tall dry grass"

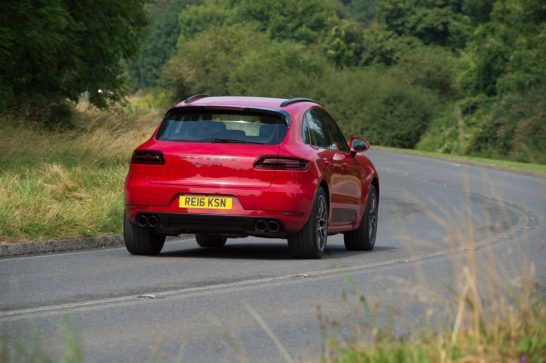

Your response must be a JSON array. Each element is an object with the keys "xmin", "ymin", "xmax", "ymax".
[
  {"xmin": 0, "ymin": 101, "xmax": 161, "ymax": 242},
  {"xmin": 318, "ymin": 176, "xmax": 545, "ymax": 362}
]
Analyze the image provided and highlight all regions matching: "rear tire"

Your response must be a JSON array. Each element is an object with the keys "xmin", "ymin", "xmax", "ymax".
[
  {"xmin": 195, "ymin": 233, "xmax": 227, "ymax": 248},
  {"xmin": 124, "ymin": 212, "xmax": 166, "ymax": 255},
  {"xmin": 344, "ymin": 185, "xmax": 378, "ymax": 251},
  {"xmin": 288, "ymin": 187, "xmax": 328, "ymax": 259}
]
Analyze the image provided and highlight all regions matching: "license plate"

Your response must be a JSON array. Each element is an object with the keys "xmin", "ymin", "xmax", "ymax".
[{"xmin": 179, "ymin": 195, "xmax": 233, "ymax": 210}]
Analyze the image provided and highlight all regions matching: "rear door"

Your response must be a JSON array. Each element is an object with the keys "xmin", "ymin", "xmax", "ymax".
[
  {"xmin": 302, "ymin": 110, "xmax": 347, "ymax": 224},
  {"xmin": 312, "ymin": 109, "xmax": 362, "ymax": 224}
]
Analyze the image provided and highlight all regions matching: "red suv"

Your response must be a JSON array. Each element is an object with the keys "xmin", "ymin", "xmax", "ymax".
[{"xmin": 124, "ymin": 96, "xmax": 379, "ymax": 259}]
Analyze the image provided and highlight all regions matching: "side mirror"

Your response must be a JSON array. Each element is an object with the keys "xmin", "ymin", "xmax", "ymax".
[{"xmin": 349, "ymin": 136, "xmax": 370, "ymax": 156}]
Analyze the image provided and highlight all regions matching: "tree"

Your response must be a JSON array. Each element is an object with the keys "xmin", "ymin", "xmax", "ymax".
[
  {"xmin": 0, "ymin": 0, "xmax": 146, "ymax": 116},
  {"xmin": 343, "ymin": 0, "xmax": 378, "ymax": 25},
  {"xmin": 130, "ymin": 0, "xmax": 197, "ymax": 89},
  {"xmin": 162, "ymin": 24, "xmax": 329, "ymax": 99},
  {"xmin": 460, "ymin": 0, "xmax": 546, "ymax": 162},
  {"xmin": 378, "ymin": 0, "xmax": 471, "ymax": 49}
]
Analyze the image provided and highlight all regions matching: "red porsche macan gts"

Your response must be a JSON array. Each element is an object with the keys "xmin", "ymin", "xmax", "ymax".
[{"xmin": 124, "ymin": 95, "xmax": 379, "ymax": 259}]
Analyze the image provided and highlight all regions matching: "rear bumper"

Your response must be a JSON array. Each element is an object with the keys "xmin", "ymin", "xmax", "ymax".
[
  {"xmin": 136, "ymin": 212, "xmax": 287, "ymax": 238},
  {"xmin": 125, "ymin": 182, "xmax": 317, "ymax": 235}
]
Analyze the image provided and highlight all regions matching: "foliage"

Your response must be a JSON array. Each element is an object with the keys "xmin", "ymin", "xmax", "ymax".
[
  {"xmin": 129, "ymin": 0, "xmax": 197, "ymax": 89},
  {"xmin": 234, "ymin": 0, "xmax": 345, "ymax": 44},
  {"xmin": 2, "ymin": 0, "xmax": 544, "ymax": 163},
  {"xmin": 177, "ymin": 0, "xmax": 233, "ymax": 41},
  {"xmin": 420, "ymin": 0, "xmax": 546, "ymax": 163},
  {"xmin": 176, "ymin": 0, "xmax": 346, "ymax": 45},
  {"xmin": 318, "ymin": 68, "xmax": 439, "ymax": 148},
  {"xmin": 342, "ymin": 0, "xmax": 378, "ymax": 25},
  {"xmin": 377, "ymin": 0, "xmax": 472, "ymax": 49},
  {"xmin": 0, "ymin": 0, "xmax": 146, "ymax": 119},
  {"xmin": 327, "ymin": 296, "xmax": 546, "ymax": 362},
  {"xmin": 163, "ymin": 0, "xmax": 449, "ymax": 148},
  {"xmin": 163, "ymin": 24, "xmax": 328, "ymax": 99}
]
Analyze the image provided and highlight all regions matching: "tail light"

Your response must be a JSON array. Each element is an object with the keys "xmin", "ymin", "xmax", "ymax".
[
  {"xmin": 254, "ymin": 156, "xmax": 309, "ymax": 170},
  {"xmin": 131, "ymin": 150, "xmax": 165, "ymax": 164}
]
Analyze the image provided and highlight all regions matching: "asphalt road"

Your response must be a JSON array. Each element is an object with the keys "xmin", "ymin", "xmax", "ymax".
[{"xmin": 1, "ymin": 150, "xmax": 545, "ymax": 362}]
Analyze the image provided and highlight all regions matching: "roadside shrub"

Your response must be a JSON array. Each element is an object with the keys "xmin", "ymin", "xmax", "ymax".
[
  {"xmin": 162, "ymin": 24, "xmax": 328, "ymax": 99},
  {"xmin": 468, "ymin": 91, "xmax": 546, "ymax": 163},
  {"xmin": 317, "ymin": 68, "xmax": 438, "ymax": 148}
]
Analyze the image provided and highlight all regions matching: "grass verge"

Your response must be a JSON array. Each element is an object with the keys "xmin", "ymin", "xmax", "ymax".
[
  {"xmin": 375, "ymin": 146, "xmax": 546, "ymax": 176},
  {"xmin": 0, "ymin": 102, "xmax": 159, "ymax": 243},
  {"xmin": 325, "ymin": 294, "xmax": 546, "ymax": 362}
]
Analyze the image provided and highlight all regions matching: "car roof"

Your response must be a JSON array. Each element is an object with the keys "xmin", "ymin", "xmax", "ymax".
[{"xmin": 174, "ymin": 96, "xmax": 318, "ymax": 110}]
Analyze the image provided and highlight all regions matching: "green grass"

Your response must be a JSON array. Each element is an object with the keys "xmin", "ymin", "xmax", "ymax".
[
  {"xmin": 0, "ymin": 102, "xmax": 159, "ymax": 243},
  {"xmin": 375, "ymin": 146, "xmax": 546, "ymax": 175},
  {"xmin": 324, "ymin": 297, "xmax": 546, "ymax": 362}
]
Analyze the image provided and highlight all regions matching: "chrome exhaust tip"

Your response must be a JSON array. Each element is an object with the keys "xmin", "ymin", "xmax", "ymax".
[
  {"xmin": 148, "ymin": 215, "xmax": 159, "ymax": 228},
  {"xmin": 136, "ymin": 215, "xmax": 148, "ymax": 228},
  {"xmin": 255, "ymin": 220, "xmax": 267, "ymax": 233},
  {"xmin": 268, "ymin": 221, "xmax": 280, "ymax": 233}
]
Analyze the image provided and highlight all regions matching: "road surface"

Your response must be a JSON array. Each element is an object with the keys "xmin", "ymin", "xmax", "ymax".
[{"xmin": 1, "ymin": 150, "xmax": 545, "ymax": 362}]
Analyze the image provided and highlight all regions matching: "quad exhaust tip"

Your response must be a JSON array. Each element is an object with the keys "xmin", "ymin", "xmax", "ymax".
[
  {"xmin": 137, "ymin": 215, "xmax": 148, "ymax": 227},
  {"xmin": 268, "ymin": 221, "xmax": 280, "ymax": 233},
  {"xmin": 136, "ymin": 214, "xmax": 160, "ymax": 228},
  {"xmin": 255, "ymin": 220, "xmax": 267, "ymax": 233},
  {"xmin": 255, "ymin": 219, "xmax": 281, "ymax": 233},
  {"xmin": 148, "ymin": 215, "xmax": 159, "ymax": 228}
]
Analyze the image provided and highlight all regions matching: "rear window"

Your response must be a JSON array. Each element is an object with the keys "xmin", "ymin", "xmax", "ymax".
[{"xmin": 156, "ymin": 109, "xmax": 287, "ymax": 145}]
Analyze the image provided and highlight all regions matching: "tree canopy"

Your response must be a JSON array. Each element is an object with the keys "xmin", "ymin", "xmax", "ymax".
[{"xmin": 0, "ymin": 0, "xmax": 146, "ymax": 116}]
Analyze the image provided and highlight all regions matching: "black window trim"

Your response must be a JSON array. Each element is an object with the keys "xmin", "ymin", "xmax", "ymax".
[
  {"xmin": 302, "ymin": 107, "xmax": 350, "ymax": 152},
  {"xmin": 301, "ymin": 108, "xmax": 330, "ymax": 149},
  {"xmin": 314, "ymin": 108, "xmax": 350, "ymax": 152}
]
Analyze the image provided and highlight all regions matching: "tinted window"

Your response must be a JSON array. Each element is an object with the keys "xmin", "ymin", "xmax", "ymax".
[
  {"xmin": 301, "ymin": 113, "xmax": 311, "ymax": 144},
  {"xmin": 302, "ymin": 111, "xmax": 330, "ymax": 148},
  {"xmin": 156, "ymin": 109, "xmax": 287, "ymax": 145},
  {"xmin": 313, "ymin": 109, "xmax": 350, "ymax": 152}
]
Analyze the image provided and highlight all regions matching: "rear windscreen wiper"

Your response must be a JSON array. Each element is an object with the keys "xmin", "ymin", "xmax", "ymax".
[{"xmin": 210, "ymin": 138, "xmax": 264, "ymax": 144}]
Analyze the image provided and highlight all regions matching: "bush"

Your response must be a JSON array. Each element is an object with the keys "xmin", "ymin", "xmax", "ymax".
[
  {"xmin": 469, "ymin": 91, "xmax": 546, "ymax": 164},
  {"xmin": 317, "ymin": 68, "xmax": 438, "ymax": 148},
  {"xmin": 162, "ymin": 24, "xmax": 329, "ymax": 99}
]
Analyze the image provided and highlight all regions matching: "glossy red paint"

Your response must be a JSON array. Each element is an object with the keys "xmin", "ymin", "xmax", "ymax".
[{"xmin": 125, "ymin": 96, "xmax": 379, "ymax": 237}]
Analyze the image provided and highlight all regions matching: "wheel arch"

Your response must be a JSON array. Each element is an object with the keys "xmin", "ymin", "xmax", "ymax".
[
  {"xmin": 354, "ymin": 174, "xmax": 379, "ymax": 227},
  {"xmin": 371, "ymin": 177, "xmax": 379, "ymax": 199},
  {"xmin": 319, "ymin": 180, "xmax": 330, "ymax": 209}
]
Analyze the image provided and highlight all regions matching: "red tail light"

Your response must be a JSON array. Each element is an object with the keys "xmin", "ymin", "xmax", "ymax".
[
  {"xmin": 131, "ymin": 150, "xmax": 165, "ymax": 165},
  {"xmin": 254, "ymin": 156, "xmax": 309, "ymax": 170}
]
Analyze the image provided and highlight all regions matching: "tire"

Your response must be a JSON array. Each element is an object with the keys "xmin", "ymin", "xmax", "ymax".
[
  {"xmin": 195, "ymin": 233, "xmax": 227, "ymax": 248},
  {"xmin": 288, "ymin": 187, "xmax": 328, "ymax": 259},
  {"xmin": 123, "ymin": 212, "xmax": 166, "ymax": 255},
  {"xmin": 344, "ymin": 184, "xmax": 378, "ymax": 251}
]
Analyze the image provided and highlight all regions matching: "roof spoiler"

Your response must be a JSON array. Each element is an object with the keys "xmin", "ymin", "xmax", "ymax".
[
  {"xmin": 183, "ymin": 94, "xmax": 209, "ymax": 103},
  {"xmin": 280, "ymin": 98, "xmax": 318, "ymax": 107}
]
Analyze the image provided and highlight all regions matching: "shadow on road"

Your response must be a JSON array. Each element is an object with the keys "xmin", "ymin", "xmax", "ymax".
[{"xmin": 159, "ymin": 243, "xmax": 396, "ymax": 260}]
